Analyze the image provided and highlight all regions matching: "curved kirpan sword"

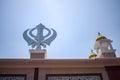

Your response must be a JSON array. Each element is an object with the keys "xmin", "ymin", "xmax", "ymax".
[
  {"xmin": 44, "ymin": 28, "xmax": 57, "ymax": 46},
  {"xmin": 23, "ymin": 24, "xmax": 57, "ymax": 50},
  {"xmin": 23, "ymin": 29, "xmax": 35, "ymax": 46}
]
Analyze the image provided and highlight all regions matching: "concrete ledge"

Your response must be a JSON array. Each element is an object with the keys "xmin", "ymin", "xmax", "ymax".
[{"xmin": 29, "ymin": 49, "xmax": 47, "ymax": 59}]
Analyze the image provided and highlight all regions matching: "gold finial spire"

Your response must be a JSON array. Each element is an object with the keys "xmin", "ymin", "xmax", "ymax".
[
  {"xmin": 98, "ymin": 32, "xmax": 100, "ymax": 36},
  {"xmin": 91, "ymin": 49, "xmax": 93, "ymax": 53},
  {"xmin": 96, "ymin": 32, "xmax": 106, "ymax": 41},
  {"xmin": 89, "ymin": 49, "xmax": 97, "ymax": 59}
]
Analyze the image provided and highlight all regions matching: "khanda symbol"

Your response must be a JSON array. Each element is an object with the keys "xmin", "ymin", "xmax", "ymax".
[{"xmin": 23, "ymin": 23, "xmax": 57, "ymax": 50}]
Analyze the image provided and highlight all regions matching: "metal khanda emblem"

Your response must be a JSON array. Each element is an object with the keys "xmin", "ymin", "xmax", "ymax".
[{"xmin": 23, "ymin": 23, "xmax": 57, "ymax": 50}]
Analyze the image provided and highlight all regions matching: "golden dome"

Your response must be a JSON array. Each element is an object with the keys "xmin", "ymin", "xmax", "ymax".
[
  {"xmin": 96, "ymin": 32, "xmax": 106, "ymax": 41},
  {"xmin": 89, "ymin": 50, "xmax": 97, "ymax": 59}
]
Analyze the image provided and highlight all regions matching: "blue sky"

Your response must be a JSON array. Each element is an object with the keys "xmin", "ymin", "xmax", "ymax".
[{"xmin": 0, "ymin": 0, "xmax": 120, "ymax": 59}]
